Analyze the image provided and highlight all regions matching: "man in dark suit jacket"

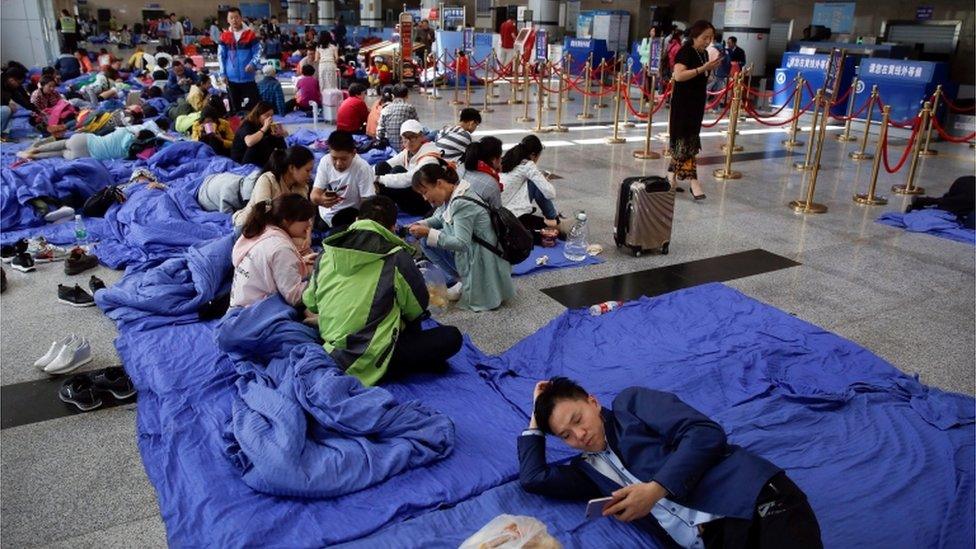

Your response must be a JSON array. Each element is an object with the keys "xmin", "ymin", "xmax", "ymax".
[
  {"xmin": 726, "ymin": 37, "xmax": 747, "ymax": 68},
  {"xmin": 518, "ymin": 377, "xmax": 822, "ymax": 548}
]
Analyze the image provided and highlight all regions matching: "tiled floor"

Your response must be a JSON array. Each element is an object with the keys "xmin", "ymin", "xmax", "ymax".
[{"xmin": 1, "ymin": 78, "xmax": 973, "ymax": 546}]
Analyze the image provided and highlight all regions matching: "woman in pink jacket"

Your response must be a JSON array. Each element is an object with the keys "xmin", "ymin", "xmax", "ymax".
[{"xmin": 229, "ymin": 194, "xmax": 318, "ymax": 308}]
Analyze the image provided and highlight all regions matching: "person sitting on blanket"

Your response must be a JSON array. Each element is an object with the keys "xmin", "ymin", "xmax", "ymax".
[
  {"xmin": 433, "ymin": 107, "xmax": 481, "ymax": 163},
  {"xmin": 335, "ymin": 82, "xmax": 370, "ymax": 133},
  {"xmin": 457, "ymin": 136, "xmax": 503, "ymax": 209},
  {"xmin": 905, "ymin": 175, "xmax": 975, "ymax": 229},
  {"xmin": 163, "ymin": 60, "xmax": 198, "ymax": 102},
  {"xmin": 285, "ymin": 64, "xmax": 320, "ymax": 114},
  {"xmin": 257, "ymin": 64, "xmax": 287, "ymax": 115},
  {"xmin": 30, "ymin": 75, "xmax": 76, "ymax": 136},
  {"xmin": 310, "ymin": 130, "xmax": 375, "ymax": 232},
  {"xmin": 230, "ymin": 193, "xmax": 318, "ymax": 309},
  {"xmin": 233, "ymin": 145, "xmax": 315, "ymax": 234},
  {"xmin": 303, "ymin": 195, "xmax": 463, "ymax": 386},
  {"xmin": 80, "ymin": 65, "xmax": 125, "ymax": 105},
  {"xmin": 376, "ymin": 83, "xmax": 418, "ymax": 152},
  {"xmin": 186, "ymin": 73, "xmax": 210, "ymax": 111},
  {"xmin": 191, "ymin": 102, "xmax": 235, "ymax": 156},
  {"xmin": 1, "ymin": 64, "xmax": 41, "ymax": 141},
  {"xmin": 374, "ymin": 119, "xmax": 441, "ymax": 216},
  {"xmin": 408, "ymin": 161, "xmax": 514, "ymax": 311},
  {"xmin": 16, "ymin": 117, "xmax": 173, "ymax": 161},
  {"xmin": 231, "ymin": 101, "xmax": 288, "ymax": 167},
  {"xmin": 519, "ymin": 377, "xmax": 824, "ymax": 549},
  {"xmin": 365, "ymin": 85, "xmax": 391, "ymax": 138},
  {"xmin": 500, "ymin": 134, "xmax": 562, "ymax": 239}
]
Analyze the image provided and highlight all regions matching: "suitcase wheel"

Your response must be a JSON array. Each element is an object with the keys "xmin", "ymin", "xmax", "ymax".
[
  {"xmin": 661, "ymin": 241, "xmax": 669, "ymax": 255},
  {"xmin": 634, "ymin": 249, "xmax": 643, "ymax": 257}
]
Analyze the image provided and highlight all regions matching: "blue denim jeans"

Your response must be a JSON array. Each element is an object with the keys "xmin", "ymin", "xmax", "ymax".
[
  {"xmin": 0, "ymin": 106, "xmax": 12, "ymax": 136},
  {"xmin": 421, "ymin": 238, "xmax": 459, "ymax": 286},
  {"xmin": 527, "ymin": 180, "xmax": 558, "ymax": 219}
]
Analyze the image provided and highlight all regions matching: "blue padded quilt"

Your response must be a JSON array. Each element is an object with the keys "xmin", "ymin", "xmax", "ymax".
[
  {"xmin": 877, "ymin": 209, "xmax": 976, "ymax": 245},
  {"xmin": 468, "ymin": 283, "xmax": 975, "ymax": 549},
  {"xmin": 99, "ymin": 233, "xmax": 532, "ymax": 546}
]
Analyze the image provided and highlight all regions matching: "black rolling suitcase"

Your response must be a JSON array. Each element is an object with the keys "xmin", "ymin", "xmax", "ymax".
[{"xmin": 613, "ymin": 175, "xmax": 674, "ymax": 256}]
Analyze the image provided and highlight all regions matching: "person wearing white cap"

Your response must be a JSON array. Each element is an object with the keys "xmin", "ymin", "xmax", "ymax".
[{"xmin": 373, "ymin": 119, "xmax": 442, "ymax": 215}]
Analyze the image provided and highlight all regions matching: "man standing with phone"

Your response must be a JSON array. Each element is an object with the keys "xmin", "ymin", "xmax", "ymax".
[
  {"xmin": 518, "ymin": 377, "xmax": 822, "ymax": 548},
  {"xmin": 218, "ymin": 7, "xmax": 263, "ymax": 113}
]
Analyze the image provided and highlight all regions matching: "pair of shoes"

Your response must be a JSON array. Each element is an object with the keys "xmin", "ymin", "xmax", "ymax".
[
  {"xmin": 58, "ymin": 283, "xmax": 95, "ymax": 307},
  {"xmin": 59, "ymin": 367, "xmax": 136, "ymax": 412},
  {"xmin": 43, "ymin": 205, "xmax": 75, "ymax": 223},
  {"xmin": 35, "ymin": 335, "xmax": 92, "ymax": 374},
  {"xmin": 65, "ymin": 248, "xmax": 99, "ymax": 275},
  {"xmin": 11, "ymin": 253, "xmax": 35, "ymax": 273},
  {"xmin": 29, "ymin": 237, "xmax": 67, "ymax": 263}
]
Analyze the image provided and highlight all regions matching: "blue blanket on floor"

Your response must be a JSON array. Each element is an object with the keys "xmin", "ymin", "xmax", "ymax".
[
  {"xmin": 469, "ymin": 283, "xmax": 974, "ymax": 549},
  {"xmin": 512, "ymin": 241, "xmax": 604, "ymax": 276},
  {"xmin": 274, "ymin": 110, "xmax": 318, "ymax": 125},
  {"xmin": 216, "ymin": 295, "xmax": 454, "ymax": 498},
  {"xmin": 286, "ymin": 128, "xmax": 397, "ymax": 166},
  {"xmin": 877, "ymin": 209, "xmax": 976, "ymax": 245}
]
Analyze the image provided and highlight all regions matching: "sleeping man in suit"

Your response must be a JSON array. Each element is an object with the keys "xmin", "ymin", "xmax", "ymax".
[{"xmin": 518, "ymin": 377, "xmax": 822, "ymax": 549}]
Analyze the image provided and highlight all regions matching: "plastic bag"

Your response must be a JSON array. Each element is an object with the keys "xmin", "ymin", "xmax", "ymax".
[
  {"xmin": 459, "ymin": 515, "xmax": 562, "ymax": 549},
  {"xmin": 418, "ymin": 261, "xmax": 448, "ymax": 313}
]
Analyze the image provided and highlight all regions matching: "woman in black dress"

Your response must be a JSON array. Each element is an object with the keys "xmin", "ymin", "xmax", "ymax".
[{"xmin": 668, "ymin": 20, "xmax": 723, "ymax": 200}]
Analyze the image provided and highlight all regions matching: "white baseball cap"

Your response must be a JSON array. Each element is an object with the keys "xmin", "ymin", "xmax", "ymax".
[{"xmin": 399, "ymin": 119, "xmax": 424, "ymax": 136}]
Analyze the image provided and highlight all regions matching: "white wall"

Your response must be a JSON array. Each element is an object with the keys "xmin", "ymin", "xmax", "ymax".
[{"xmin": 1, "ymin": 0, "xmax": 58, "ymax": 67}]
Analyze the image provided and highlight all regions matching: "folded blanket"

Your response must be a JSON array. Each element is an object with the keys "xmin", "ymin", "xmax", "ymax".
[{"xmin": 877, "ymin": 209, "xmax": 976, "ymax": 245}]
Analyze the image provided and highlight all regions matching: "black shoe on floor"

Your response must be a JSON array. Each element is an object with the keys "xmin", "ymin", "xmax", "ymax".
[
  {"xmin": 11, "ymin": 252, "xmax": 35, "ymax": 273},
  {"xmin": 64, "ymin": 248, "xmax": 99, "ymax": 275},
  {"xmin": 59, "ymin": 374, "xmax": 104, "ymax": 412},
  {"xmin": 90, "ymin": 366, "xmax": 136, "ymax": 400},
  {"xmin": 89, "ymin": 275, "xmax": 106, "ymax": 294},
  {"xmin": 58, "ymin": 284, "xmax": 95, "ymax": 307},
  {"xmin": 1, "ymin": 238, "xmax": 28, "ymax": 263}
]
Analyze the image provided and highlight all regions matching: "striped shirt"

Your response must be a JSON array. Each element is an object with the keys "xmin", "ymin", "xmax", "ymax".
[{"xmin": 434, "ymin": 125, "xmax": 472, "ymax": 162}]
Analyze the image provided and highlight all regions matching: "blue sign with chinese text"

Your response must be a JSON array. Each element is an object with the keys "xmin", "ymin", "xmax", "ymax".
[{"xmin": 535, "ymin": 30, "xmax": 548, "ymax": 60}]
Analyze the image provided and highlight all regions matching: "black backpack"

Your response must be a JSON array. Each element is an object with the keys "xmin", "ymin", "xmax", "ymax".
[{"xmin": 454, "ymin": 195, "xmax": 533, "ymax": 265}]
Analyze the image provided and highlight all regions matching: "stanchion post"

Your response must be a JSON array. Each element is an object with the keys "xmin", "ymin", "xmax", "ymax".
[
  {"xmin": 834, "ymin": 77, "xmax": 859, "ymax": 141},
  {"xmin": 782, "ymin": 76, "xmax": 805, "ymax": 149},
  {"xmin": 517, "ymin": 60, "xmax": 534, "ymax": 123},
  {"xmin": 849, "ymin": 85, "xmax": 878, "ymax": 160},
  {"xmin": 577, "ymin": 57, "xmax": 593, "ymax": 120},
  {"xmin": 854, "ymin": 105, "xmax": 890, "ymax": 205},
  {"xmin": 544, "ymin": 60, "xmax": 556, "ymax": 111},
  {"xmin": 634, "ymin": 75, "xmax": 660, "ymax": 160},
  {"xmin": 508, "ymin": 54, "xmax": 521, "ymax": 104},
  {"xmin": 622, "ymin": 67, "xmax": 636, "ymax": 128},
  {"xmin": 482, "ymin": 52, "xmax": 494, "ymax": 113},
  {"xmin": 451, "ymin": 50, "xmax": 462, "ymax": 105},
  {"xmin": 464, "ymin": 58, "xmax": 472, "ymax": 105},
  {"xmin": 594, "ymin": 59, "xmax": 609, "ymax": 109},
  {"xmin": 491, "ymin": 51, "xmax": 501, "ymax": 98},
  {"xmin": 639, "ymin": 65, "xmax": 649, "ymax": 114},
  {"xmin": 533, "ymin": 62, "xmax": 548, "ymax": 132},
  {"xmin": 606, "ymin": 70, "xmax": 626, "ymax": 144},
  {"xmin": 562, "ymin": 54, "xmax": 574, "ymax": 102},
  {"xmin": 789, "ymin": 93, "xmax": 829, "ymax": 214},
  {"xmin": 428, "ymin": 52, "xmax": 442, "ymax": 100},
  {"xmin": 892, "ymin": 101, "xmax": 930, "ymax": 195},
  {"xmin": 549, "ymin": 59, "xmax": 568, "ymax": 132},
  {"xmin": 721, "ymin": 73, "xmax": 744, "ymax": 153},
  {"xmin": 714, "ymin": 73, "xmax": 743, "ymax": 180},
  {"xmin": 919, "ymin": 84, "xmax": 942, "ymax": 156},
  {"xmin": 794, "ymin": 89, "xmax": 824, "ymax": 171}
]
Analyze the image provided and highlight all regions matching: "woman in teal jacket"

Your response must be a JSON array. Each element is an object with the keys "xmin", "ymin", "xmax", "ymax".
[{"xmin": 408, "ymin": 162, "xmax": 514, "ymax": 312}]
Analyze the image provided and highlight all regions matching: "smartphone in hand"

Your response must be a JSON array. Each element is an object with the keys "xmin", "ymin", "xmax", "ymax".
[{"xmin": 585, "ymin": 496, "xmax": 615, "ymax": 520}]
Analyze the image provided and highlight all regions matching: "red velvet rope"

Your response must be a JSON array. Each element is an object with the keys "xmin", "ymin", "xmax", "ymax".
[
  {"xmin": 939, "ymin": 94, "xmax": 976, "ymax": 113},
  {"xmin": 701, "ymin": 103, "xmax": 732, "ymax": 128},
  {"xmin": 744, "ymin": 97, "xmax": 816, "ymax": 126},
  {"xmin": 829, "ymin": 96, "xmax": 874, "ymax": 122},
  {"xmin": 931, "ymin": 117, "xmax": 976, "ymax": 143},
  {"xmin": 882, "ymin": 119, "xmax": 921, "ymax": 173}
]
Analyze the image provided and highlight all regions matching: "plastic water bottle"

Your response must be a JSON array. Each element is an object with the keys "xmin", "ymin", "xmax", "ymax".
[
  {"xmin": 589, "ymin": 301, "xmax": 623, "ymax": 316},
  {"xmin": 563, "ymin": 211, "xmax": 589, "ymax": 262},
  {"xmin": 74, "ymin": 215, "xmax": 88, "ymax": 247}
]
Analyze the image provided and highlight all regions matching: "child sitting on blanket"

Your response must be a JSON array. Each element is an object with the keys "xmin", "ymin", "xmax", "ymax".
[{"xmin": 230, "ymin": 193, "xmax": 318, "ymax": 309}]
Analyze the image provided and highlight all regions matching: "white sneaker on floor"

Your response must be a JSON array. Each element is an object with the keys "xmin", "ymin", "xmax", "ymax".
[
  {"xmin": 43, "ymin": 205, "xmax": 75, "ymax": 223},
  {"xmin": 446, "ymin": 282, "xmax": 462, "ymax": 302},
  {"xmin": 44, "ymin": 337, "xmax": 92, "ymax": 375},
  {"xmin": 34, "ymin": 335, "xmax": 77, "ymax": 370}
]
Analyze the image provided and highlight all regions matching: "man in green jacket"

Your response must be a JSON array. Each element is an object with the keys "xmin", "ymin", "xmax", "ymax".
[{"xmin": 303, "ymin": 195, "xmax": 463, "ymax": 386}]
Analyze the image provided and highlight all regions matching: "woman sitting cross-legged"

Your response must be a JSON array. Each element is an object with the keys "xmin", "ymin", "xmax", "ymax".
[
  {"xmin": 232, "ymin": 145, "xmax": 315, "ymax": 239},
  {"xmin": 230, "ymin": 193, "xmax": 318, "ymax": 309},
  {"xmin": 408, "ymin": 161, "xmax": 514, "ymax": 312}
]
